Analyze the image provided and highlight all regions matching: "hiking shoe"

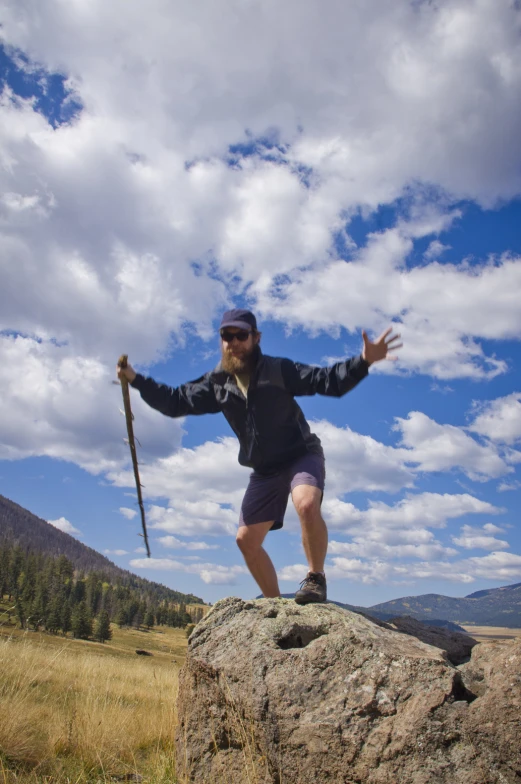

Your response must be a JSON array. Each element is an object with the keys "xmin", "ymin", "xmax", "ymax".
[{"xmin": 294, "ymin": 572, "xmax": 327, "ymax": 604}]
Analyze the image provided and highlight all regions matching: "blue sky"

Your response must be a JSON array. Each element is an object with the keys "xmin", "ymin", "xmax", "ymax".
[{"xmin": 0, "ymin": 0, "xmax": 520, "ymax": 606}]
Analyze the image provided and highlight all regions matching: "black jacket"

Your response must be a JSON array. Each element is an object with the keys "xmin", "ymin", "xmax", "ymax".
[{"xmin": 131, "ymin": 350, "xmax": 369, "ymax": 473}]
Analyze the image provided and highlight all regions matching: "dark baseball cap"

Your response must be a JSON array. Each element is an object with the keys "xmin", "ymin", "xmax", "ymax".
[{"xmin": 219, "ymin": 308, "xmax": 257, "ymax": 331}]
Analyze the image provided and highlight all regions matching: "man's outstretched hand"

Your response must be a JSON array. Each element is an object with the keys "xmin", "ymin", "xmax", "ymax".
[
  {"xmin": 362, "ymin": 327, "xmax": 402, "ymax": 366},
  {"xmin": 117, "ymin": 359, "xmax": 137, "ymax": 384}
]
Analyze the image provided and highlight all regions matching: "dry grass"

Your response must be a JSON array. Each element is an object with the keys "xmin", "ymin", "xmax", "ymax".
[
  {"xmin": 462, "ymin": 625, "xmax": 521, "ymax": 643},
  {"xmin": 0, "ymin": 625, "xmax": 186, "ymax": 783}
]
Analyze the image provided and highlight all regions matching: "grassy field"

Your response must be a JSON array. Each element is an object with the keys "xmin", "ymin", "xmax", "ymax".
[
  {"xmin": 2, "ymin": 594, "xmax": 520, "ymax": 784},
  {"xmin": 0, "ymin": 613, "xmax": 188, "ymax": 784},
  {"xmin": 461, "ymin": 625, "xmax": 521, "ymax": 643}
]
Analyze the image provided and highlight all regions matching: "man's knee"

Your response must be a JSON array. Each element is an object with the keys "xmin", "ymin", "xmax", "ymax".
[
  {"xmin": 293, "ymin": 490, "xmax": 321, "ymax": 521},
  {"xmin": 236, "ymin": 527, "xmax": 259, "ymax": 556}
]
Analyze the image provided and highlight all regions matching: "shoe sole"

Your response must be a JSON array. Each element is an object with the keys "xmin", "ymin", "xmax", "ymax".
[{"xmin": 294, "ymin": 596, "xmax": 327, "ymax": 605}]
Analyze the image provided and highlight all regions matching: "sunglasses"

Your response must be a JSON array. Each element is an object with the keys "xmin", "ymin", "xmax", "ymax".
[{"xmin": 220, "ymin": 330, "xmax": 252, "ymax": 343}]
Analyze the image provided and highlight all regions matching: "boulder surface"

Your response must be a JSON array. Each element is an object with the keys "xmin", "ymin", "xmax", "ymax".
[
  {"xmin": 175, "ymin": 597, "xmax": 521, "ymax": 784},
  {"xmin": 387, "ymin": 615, "xmax": 477, "ymax": 665}
]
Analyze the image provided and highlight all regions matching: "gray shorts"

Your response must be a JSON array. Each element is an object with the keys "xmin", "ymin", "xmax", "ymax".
[{"xmin": 239, "ymin": 451, "xmax": 325, "ymax": 531}]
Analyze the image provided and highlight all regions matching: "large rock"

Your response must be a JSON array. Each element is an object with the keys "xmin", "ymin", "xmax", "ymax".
[
  {"xmin": 387, "ymin": 615, "xmax": 477, "ymax": 665},
  {"xmin": 175, "ymin": 597, "xmax": 521, "ymax": 784}
]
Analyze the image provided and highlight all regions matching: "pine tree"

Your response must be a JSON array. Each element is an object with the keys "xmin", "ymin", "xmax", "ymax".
[
  {"xmin": 46, "ymin": 595, "xmax": 63, "ymax": 633},
  {"xmin": 0, "ymin": 544, "xmax": 10, "ymax": 598},
  {"xmin": 133, "ymin": 607, "xmax": 143, "ymax": 629},
  {"xmin": 115, "ymin": 605, "xmax": 129, "ymax": 628},
  {"xmin": 71, "ymin": 579, "xmax": 86, "ymax": 604},
  {"xmin": 94, "ymin": 610, "xmax": 112, "ymax": 643},
  {"xmin": 72, "ymin": 601, "xmax": 93, "ymax": 639},
  {"xmin": 145, "ymin": 609, "xmax": 155, "ymax": 629},
  {"xmin": 30, "ymin": 584, "xmax": 48, "ymax": 631},
  {"xmin": 61, "ymin": 601, "xmax": 72, "ymax": 635}
]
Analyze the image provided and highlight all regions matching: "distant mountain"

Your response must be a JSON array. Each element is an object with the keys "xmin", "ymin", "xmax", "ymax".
[
  {"xmin": 0, "ymin": 494, "xmax": 204, "ymax": 605},
  {"xmin": 274, "ymin": 594, "xmax": 466, "ymax": 630},
  {"xmin": 367, "ymin": 583, "xmax": 521, "ymax": 628},
  {"xmin": 276, "ymin": 585, "xmax": 521, "ymax": 628}
]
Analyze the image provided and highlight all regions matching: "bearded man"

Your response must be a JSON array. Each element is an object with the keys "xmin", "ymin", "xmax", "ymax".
[{"xmin": 117, "ymin": 309, "xmax": 401, "ymax": 604}]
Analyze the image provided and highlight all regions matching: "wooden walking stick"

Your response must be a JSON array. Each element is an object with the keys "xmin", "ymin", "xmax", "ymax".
[{"xmin": 117, "ymin": 354, "xmax": 151, "ymax": 557}]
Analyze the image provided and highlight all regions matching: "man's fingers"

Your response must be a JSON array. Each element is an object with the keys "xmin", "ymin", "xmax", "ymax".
[{"xmin": 376, "ymin": 326, "xmax": 401, "ymax": 344}]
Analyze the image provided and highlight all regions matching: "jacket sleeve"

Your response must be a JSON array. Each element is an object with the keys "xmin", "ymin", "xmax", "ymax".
[
  {"xmin": 280, "ymin": 355, "xmax": 369, "ymax": 398},
  {"xmin": 130, "ymin": 372, "xmax": 221, "ymax": 418}
]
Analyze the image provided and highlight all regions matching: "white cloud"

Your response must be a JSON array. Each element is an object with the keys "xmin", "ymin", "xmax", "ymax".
[
  {"xmin": 108, "ymin": 436, "xmax": 247, "ymax": 513},
  {"xmin": 0, "ymin": 334, "xmax": 184, "ymax": 473},
  {"xmin": 466, "ymin": 551, "xmax": 521, "ymax": 581},
  {"xmin": 394, "ymin": 411, "xmax": 512, "ymax": 480},
  {"xmin": 104, "ymin": 548, "xmax": 129, "ymax": 556},
  {"xmin": 298, "ymin": 550, "xmax": 521, "ymax": 586},
  {"xmin": 469, "ymin": 392, "xmax": 521, "ymax": 445},
  {"xmin": 423, "ymin": 240, "xmax": 450, "ymax": 261},
  {"xmin": 328, "ymin": 538, "xmax": 457, "ymax": 561},
  {"xmin": 322, "ymin": 491, "xmax": 502, "ymax": 534},
  {"xmin": 451, "ymin": 524, "xmax": 509, "ymax": 551},
  {"xmin": 129, "ymin": 557, "xmax": 248, "ymax": 585},
  {"xmin": 254, "ymin": 232, "xmax": 520, "ymax": 380},
  {"xmin": 119, "ymin": 507, "xmax": 137, "ymax": 520},
  {"xmin": 313, "ymin": 420, "xmax": 415, "ymax": 495},
  {"xmin": 147, "ymin": 502, "xmax": 237, "ymax": 538},
  {"xmin": 497, "ymin": 480, "xmax": 521, "ymax": 492},
  {"xmin": 482, "ymin": 523, "xmax": 505, "ymax": 534},
  {"xmin": 48, "ymin": 516, "xmax": 81, "ymax": 536},
  {"xmin": 0, "ymin": 0, "xmax": 520, "ymax": 405},
  {"xmin": 278, "ymin": 563, "xmax": 316, "ymax": 583},
  {"xmin": 157, "ymin": 535, "xmax": 219, "ymax": 551}
]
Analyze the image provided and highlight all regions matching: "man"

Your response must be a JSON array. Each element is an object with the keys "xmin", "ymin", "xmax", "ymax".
[{"xmin": 117, "ymin": 309, "xmax": 401, "ymax": 604}]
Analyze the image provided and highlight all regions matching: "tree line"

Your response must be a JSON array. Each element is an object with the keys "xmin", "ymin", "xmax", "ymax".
[
  {"xmin": 0, "ymin": 541, "xmax": 206, "ymax": 643},
  {"xmin": 0, "ymin": 494, "xmax": 204, "ymax": 605}
]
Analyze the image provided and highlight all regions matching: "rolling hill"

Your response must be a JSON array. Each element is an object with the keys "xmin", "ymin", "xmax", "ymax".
[
  {"xmin": 276, "ymin": 582, "xmax": 521, "ymax": 628},
  {"xmin": 0, "ymin": 493, "xmax": 204, "ymax": 606},
  {"xmin": 367, "ymin": 583, "xmax": 521, "ymax": 627}
]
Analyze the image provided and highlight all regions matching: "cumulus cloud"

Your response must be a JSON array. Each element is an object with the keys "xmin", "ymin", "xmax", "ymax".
[
  {"xmin": 104, "ymin": 548, "xmax": 129, "ymax": 556},
  {"xmin": 0, "ymin": 334, "xmax": 185, "ymax": 473},
  {"xmin": 48, "ymin": 516, "xmax": 81, "ymax": 536},
  {"xmin": 497, "ymin": 480, "xmax": 521, "ymax": 492},
  {"xmin": 129, "ymin": 557, "xmax": 248, "ymax": 585},
  {"xmin": 312, "ymin": 420, "xmax": 415, "ymax": 495},
  {"xmin": 119, "ymin": 507, "xmax": 138, "ymax": 520},
  {"xmin": 466, "ymin": 552, "xmax": 521, "ymax": 581},
  {"xmin": 423, "ymin": 240, "xmax": 450, "ymax": 261},
  {"xmin": 0, "ymin": 0, "xmax": 520, "ymax": 401},
  {"xmin": 311, "ymin": 490, "xmax": 509, "ymax": 582},
  {"xmin": 147, "ymin": 503, "xmax": 237, "ymax": 538},
  {"xmin": 280, "ymin": 550, "xmax": 521, "ymax": 587},
  {"xmin": 452, "ymin": 524, "xmax": 510, "ymax": 551},
  {"xmin": 394, "ymin": 411, "xmax": 513, "ymax": 480},
  {"xmin": 253, "ymin": 230, "xmax": 520, "ymax": 380},
  {"xmin": 322, "ymin": 491, "xmax": 502, "ymax": 534},
  {"xmin": 328, "ymin": 538, "xmax": 457, "ymax": 562},
  {"xmin": 157, "ymin": 535, "xmax": 219, "ymax": 551},
  {"xmin": 469, "ymin": 392, "xmax": 521, "ymax": 445}
]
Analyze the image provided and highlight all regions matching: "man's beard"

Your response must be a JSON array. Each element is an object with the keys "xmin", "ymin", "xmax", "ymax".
[{"xmin": 221, "ymin": 344, "xmax": 258, "ymax": 375}]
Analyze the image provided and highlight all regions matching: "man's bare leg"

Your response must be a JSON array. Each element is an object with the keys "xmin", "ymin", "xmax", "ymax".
[
  {"xmin": 292, "ymin": 485, "xmax": 328, "ymax": 572},
  {"xmin": 236, "ymin": 520, "xmax": 281, "ymax": 598}
]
